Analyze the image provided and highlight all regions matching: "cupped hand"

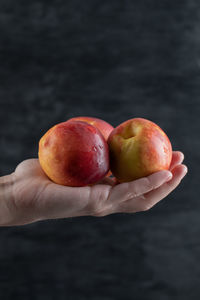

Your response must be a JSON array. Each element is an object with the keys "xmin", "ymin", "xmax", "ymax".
[{"xmin": 3, "ymin": 151, "xmax": 187, "ymax": 226}]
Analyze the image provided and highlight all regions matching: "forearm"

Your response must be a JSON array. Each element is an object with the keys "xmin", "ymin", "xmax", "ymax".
[{"xmin": 0, "ymin": 173, "xmax": 15, "ymax": 226}]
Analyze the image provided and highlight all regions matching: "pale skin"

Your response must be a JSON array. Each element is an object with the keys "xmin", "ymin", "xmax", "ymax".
[{"xmin": 0, "ymin": 151, "xmax": 187, "ymax": 226}]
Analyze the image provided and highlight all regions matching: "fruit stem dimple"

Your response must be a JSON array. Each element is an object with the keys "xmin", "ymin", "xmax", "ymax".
[{"xmin": 119, "ymin": 124, "xmax": 142, "ymax": 140}]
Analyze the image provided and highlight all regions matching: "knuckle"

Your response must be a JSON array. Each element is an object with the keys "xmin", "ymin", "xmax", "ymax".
[
  {"xmin": 125, "ymin": 191, "xmax": 138, "ymax": 199},
  {"xmin": 142, "ymin": 177, "xmax": 153, "ymax": 190}
]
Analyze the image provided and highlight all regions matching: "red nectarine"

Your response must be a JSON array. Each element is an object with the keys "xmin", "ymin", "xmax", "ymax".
[
  {"xmin": 67, "ymin": 116, "xmax": 114, "ymax": 177},
  {"xmin": 67, "ymin": 116, "xmax": 114, "ymax": 141},
  {"xmin": 38, "ymin": 120, "xmax": 110, "ymax": 187}
]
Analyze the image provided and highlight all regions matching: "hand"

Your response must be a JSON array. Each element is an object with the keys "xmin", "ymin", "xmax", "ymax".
[{"xmin": 1, "ymin": 151, "xmax": 187, "ymax": 226}]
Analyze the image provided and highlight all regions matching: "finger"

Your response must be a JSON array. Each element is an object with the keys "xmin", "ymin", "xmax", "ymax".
[
  {"xmin": 131, "ymin": 164, "xmax": 188, "ymax": 212},
  {"xmin": 104, "ymin": 151, "xmax": 184, "ymax": 187},
  {"xmin": 169, "ymin": 151, "xmax": 184, "ymax": 171},
  {"xmin": 108, "ymin": 169, "xmax": 173, "ymax": 205}
]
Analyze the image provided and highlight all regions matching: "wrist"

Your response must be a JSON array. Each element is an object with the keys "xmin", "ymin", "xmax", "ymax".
[{"xmin": 0, "ymin": 172, "xmax": 16, "ymax": 226}]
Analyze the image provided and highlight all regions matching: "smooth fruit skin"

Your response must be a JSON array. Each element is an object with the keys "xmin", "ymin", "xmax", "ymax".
[
  {"xmin": 67, "ymin": 116, "xmax": 114, "ymax": 141},
  {"xmin": 108, "ymin": 118, "xmax": 172, "ymax": 183},
  {"xmin": 67, "ymin": 116, "xmax": 114, "ymax": 177},
  {"xmin": 38, "ymin": 120, "xmax": 110, "ymax": 187}
]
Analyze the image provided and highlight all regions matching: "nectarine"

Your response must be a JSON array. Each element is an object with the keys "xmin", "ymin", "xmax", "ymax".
[
  {"xmin": 108, "ymin": 118, "xmax": 172, "ymax": 182},
  {"xmin": 67, "ymin": 116, "xmax": 114, "ymax": 177},
  {"xmin": 38, "ymin": 120, "xmax": 110, "ymax": 187},
  {"xmin": 67, "ymin": 116, "xmax": 114, "ymax": 141}
]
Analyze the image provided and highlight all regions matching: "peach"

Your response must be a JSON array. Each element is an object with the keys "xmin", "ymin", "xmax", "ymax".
[
  {"xmin": 38, "ymin": 120, "xmax": 110, "ymax": 187},
  {"xmin": 67, "ymin": 116, "xmax": 114, "ymax": 176},
  {"xmin": 108, "ymin": 118, "xmax": 172, "ymax": 183}
]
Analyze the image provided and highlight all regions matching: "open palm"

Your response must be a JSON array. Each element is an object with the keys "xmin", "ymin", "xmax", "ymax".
[{"xmin": 8, "ymin": 151, "xmax": 187, "ymax": 226}]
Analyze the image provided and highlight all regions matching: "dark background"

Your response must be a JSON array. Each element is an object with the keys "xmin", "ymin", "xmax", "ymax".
[{"xmin": 0, "ymin": 0, "xmax": 198, "ymax": 299}]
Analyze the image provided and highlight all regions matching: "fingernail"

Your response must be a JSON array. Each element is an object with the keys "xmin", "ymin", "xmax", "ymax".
[
  {"xmin": 166, "ymin": 172, "xmax": 173, "ymax": 181},
  {"xmin": 183, "ymin": 166, "xmax": 188, "ymax": 176},
  {"xmin": 179, "ymin": 152, "xmax": 184, "ymax": 161},
  {"xmin": 165, "ymin": 171, "xmax": 173, "ymax": 181}
]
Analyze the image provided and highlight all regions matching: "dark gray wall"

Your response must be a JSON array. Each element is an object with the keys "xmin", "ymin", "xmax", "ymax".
[{"xmin": 0, "ymin": 1, "xmax": 198, "ymax": 299}]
